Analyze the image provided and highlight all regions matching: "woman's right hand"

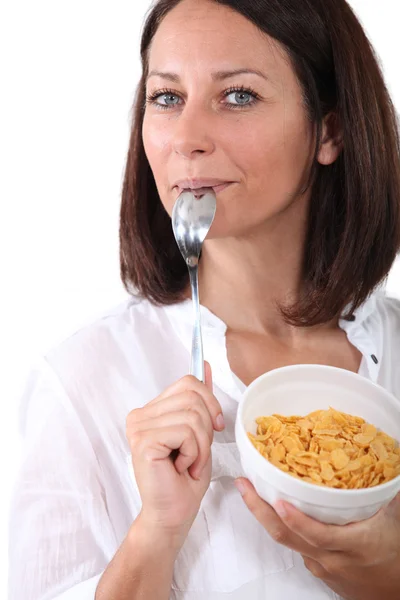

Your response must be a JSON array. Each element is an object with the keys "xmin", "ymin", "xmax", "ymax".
[{"xmin": 126, "ymin": 363, "xmax": 225, "ymax": 547}]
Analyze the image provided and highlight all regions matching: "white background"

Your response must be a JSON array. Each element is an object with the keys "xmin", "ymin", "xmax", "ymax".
[{"xmin": 1, "ymin": 1, "xmax": 400, "ymax": 597}]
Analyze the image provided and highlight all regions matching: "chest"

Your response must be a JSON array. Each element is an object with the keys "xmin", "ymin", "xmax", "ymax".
[{"xmin": 226, "ymin": 327, "xmax": 362, "ymax": 387}]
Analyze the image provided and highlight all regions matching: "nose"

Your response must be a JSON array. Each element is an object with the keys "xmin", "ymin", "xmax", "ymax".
[{"xmin": 172, "ymin": 105, "xmax": 216, "ymax": 159}]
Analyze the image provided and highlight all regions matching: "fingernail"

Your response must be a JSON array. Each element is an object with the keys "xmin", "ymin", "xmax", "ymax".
[
  {"xmin": 275, "ymin": 501, "xmax": 288, "ymax": 519},
  {"xmin": 216, "ymin": 413, "xmax": 225, "ymax": 430},
  {"xmin": 235, "ymin": 479, "xmax": 246, "ymax": 496}
]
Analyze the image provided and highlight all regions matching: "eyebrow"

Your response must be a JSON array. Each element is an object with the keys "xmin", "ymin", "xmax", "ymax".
[{"xmin": 146, "ymin": 68, "xmax": 269, "ymax": 83}]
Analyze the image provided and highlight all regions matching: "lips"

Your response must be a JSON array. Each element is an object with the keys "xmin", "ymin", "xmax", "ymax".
[
  {"xmin": 173, "ymin": 179, "xmax": 235, "ymax": 196},
  {"xmin": 174, "ymin": 183, "xmax": 233, "ymax": 199},
  {"xmin": 183, "ymin": 183, "xmax": 231, "ymax": 194}
]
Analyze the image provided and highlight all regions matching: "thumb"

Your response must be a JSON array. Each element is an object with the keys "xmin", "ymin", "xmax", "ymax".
[{"xmin": 204, "ymin": 361, "xmax": 213, "ymax": 390}]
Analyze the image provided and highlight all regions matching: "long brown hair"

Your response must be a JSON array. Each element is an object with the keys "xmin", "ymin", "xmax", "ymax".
[{"xmin": 119, "ymin": 0, "xmax": 400, "ymax": 326}]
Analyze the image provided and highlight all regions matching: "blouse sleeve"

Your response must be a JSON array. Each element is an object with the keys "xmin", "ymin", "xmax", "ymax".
[{"xmin": 8, "ymin": 357, "xmax": 117, "ymax": 600}]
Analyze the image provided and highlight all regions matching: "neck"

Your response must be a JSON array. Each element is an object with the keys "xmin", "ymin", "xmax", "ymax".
[
  {"xmin": 199, "ymin": 238, "xmax": 301, "ymax": 336},
  {"xmin": 195, "ymin": 198, "xmax": 336, "ymax": 338}
]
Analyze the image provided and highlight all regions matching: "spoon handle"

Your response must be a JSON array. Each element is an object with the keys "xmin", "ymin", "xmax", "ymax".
[{"xmin": 188, "ymin": 264, "xmax": 204, "ymax": 383}]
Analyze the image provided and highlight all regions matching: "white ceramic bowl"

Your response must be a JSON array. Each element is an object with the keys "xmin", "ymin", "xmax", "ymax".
[{"xmin": 235, "ymin": 364, "xmax": 400, "ymax": 525}]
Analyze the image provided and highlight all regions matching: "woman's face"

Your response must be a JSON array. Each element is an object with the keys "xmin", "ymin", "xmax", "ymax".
[{"xmin": 142, "ymin": 0, "xmax": 315, "ymax": 238}]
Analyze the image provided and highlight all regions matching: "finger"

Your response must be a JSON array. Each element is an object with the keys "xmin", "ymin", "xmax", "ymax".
[
  {"xmin": 204, "ymin": 361, "xmax": 213, "ymax": 390},
  {"xmin": 174, "ymin": 431, "xmax": 201, "ymax": 475},
  {"xmin": 129, "ymin": 391, "xmax": 214, "ymax": 443},
  {"xmin": 273, "ymin": 499, "xmax": 356, "ymax": 552},
  {"xmin": 276, "ymin": 495, "xmax": 400, "ymax": 571},
  {"xmin": 149, "ymin": 373, "xmax": 224, "ymax": 432},
  {"xmin": 301, "ymin": 555, "xmax": 332, "ymax": 581},
  {"xmin": 235, "ymin": 478, "xmax": 321, "ymax": 556},
  {"xmin": 129, "ymin": 411, "xmax": 211, "ymax": 479},
  {"xmin": 381, "ymin": 491, "xmax": 400, "ymax": 518},
  {"xmin": 132, "ymin": 424, "xmax": 199, "ymax": 475},
  {"xmin": 331, "ymin": 491, "xmax": 400, "ymax": 563}
]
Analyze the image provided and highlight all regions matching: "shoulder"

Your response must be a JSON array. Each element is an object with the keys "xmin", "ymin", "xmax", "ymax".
[
  {"xmin": 39, "ymin": 295, "xmax": 187, "ymax": 415},
  {"xmin": 362, "ymin": 291, "xmax": 400, "ymax": 398},
  {"xmin": 20, "ymin": 297, "xmax": 149, "ymax": 413},
  {"xmin": 369, "ymin": 291, "xmax": 400, "ymax": 331},
  {"xmin": 358, "ymin": 290, "xmax": 400, "ymax": 356},
  {"xmin": 342, "ymin": 289, "xmax": 400, "ymax": 344},
  {"xmin": 44, "ymin": 295, "xmax": 170, "ymax": 368}
]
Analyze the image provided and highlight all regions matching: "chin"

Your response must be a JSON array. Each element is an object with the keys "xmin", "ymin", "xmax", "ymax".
[{"xmin": 205, "ymin": 216, "xmax": 252, "ymax": 240}]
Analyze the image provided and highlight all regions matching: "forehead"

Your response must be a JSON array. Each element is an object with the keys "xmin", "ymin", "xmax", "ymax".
[{"xmin": 147, "ymin": 0, "xmax": 288, "ymax": 80}]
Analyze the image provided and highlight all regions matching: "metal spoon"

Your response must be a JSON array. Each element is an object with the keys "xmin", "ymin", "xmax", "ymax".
[{"xmin": 172, "ymin": 188, "xmax": 217, "ymax": 382}]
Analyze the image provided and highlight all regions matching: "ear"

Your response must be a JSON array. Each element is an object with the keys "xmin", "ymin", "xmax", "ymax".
[{"xmin": 317, "ymin": 112, "xmax": 343, "ymax": 166}]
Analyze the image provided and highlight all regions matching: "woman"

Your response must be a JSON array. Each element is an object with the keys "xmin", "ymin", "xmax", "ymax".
[{"xmin": 9, "ymin": 0, "xmax": 400, "ymax": 599}]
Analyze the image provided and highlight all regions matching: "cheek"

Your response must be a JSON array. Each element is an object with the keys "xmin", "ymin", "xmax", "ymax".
[
  {"xmin": 142, "ymin": 115, "xmax": 170, "ymax": 169},
  {"xmin": 142, "ymin": 116, "xmax": 175, "ymax": 211},
  {"xmin": 209, "ymin": 115, "xmax": 312, "ymax": 235},
  {"xmin": 219, "ymin": 111, "xmax": 276, "ymax": 173},
  {"xmin": 243, "ymin": 112, "xmax": 312, "ymax": 197}
]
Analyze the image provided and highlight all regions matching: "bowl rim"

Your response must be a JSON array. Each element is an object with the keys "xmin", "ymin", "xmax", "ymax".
[{"xmin": 237, "ymin": 364, "xmax": 400, "ymax": 497}]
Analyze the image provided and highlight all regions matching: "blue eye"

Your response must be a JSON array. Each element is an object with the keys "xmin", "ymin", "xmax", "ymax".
[
  {"xmin": 225, "ymin": 90, "xmax": 253, "ymax": 106},
  {"xmin": 145, "ymin": 85, "xmax": 260, "ymax": 110},
  {"xmin": 147, "ymin": 90, "xmax": 179, "ymax": 108},
  {"xmin": 222, "ymin": 86, "xmax": 260, "ymax": 109},
  {"xmin": 145, "ymin": 89, "xmax": 182, "ymax": 109},
  {"xmin": 154, "ymin": 92, "xmax": 181, "ymax": 107}
]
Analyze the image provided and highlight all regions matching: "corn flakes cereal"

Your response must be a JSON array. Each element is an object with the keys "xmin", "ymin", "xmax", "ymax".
[{"xmin": 248, "ymin": 407, "xmax": 400, "ymax": 489}]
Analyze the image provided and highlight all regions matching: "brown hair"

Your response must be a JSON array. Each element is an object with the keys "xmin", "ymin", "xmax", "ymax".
[{"xmin": 119, "ymin": 0, "xmax": 400, "ymax": 326}]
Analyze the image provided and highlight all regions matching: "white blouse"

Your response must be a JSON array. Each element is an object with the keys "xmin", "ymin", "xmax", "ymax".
[{"xmin": 8, "ymin": 290, "xmax": 400, "ymax": 600}]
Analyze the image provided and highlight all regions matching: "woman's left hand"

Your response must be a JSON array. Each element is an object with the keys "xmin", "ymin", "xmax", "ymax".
[{"xmin": 235, "ymin": 479, "xmax": 400, "ymax": 600}]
